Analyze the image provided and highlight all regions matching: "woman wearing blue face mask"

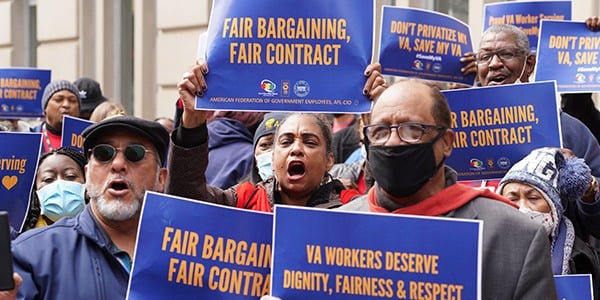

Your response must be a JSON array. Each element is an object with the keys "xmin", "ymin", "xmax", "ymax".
[
  {"xmin": 21, "ymin": 147, "xmax": 87, "ymax": 231},
  {"xmin": 243, "ymin": 112, "xmax": 289, "ymax": 185}
]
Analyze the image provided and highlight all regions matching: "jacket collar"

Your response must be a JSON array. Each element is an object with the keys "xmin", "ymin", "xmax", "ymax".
[{"xmin": 74, "ymin": 205, "xmax": 113, "ymax": 249}]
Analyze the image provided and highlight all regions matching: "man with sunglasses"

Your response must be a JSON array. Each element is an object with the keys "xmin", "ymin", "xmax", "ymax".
[
  {"xmin": 340, "ymin": 79, "xmax": 557, "ymax": 299},
  {"xmin": 459, "ymin": 22, "xmax": 600, "ymax": 242},
  {"xmin": 7, "ymin": 115, "xmax": 169, "ymax": 299}
]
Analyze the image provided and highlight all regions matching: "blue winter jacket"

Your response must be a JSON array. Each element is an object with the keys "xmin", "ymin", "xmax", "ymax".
[
  {"xmin": 12, "ymin": 205, "xmax": 130, "ymax": 300},
  {"xmin": 560, "ymin": 111, "xmax": 600, "ymax": 239},
  {"xmin": 206, "ymin": 117, "xmax": 254, "ymax": 189}
]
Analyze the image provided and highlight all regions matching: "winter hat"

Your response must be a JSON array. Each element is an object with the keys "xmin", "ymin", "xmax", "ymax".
[
  {"xmin": 39, "ymin": 147, "xmax": 87, "ymax": 175},
  {"xmin": 252, "ymin": 112, "xmax": 289, "ymax": 149},
  {"xmin": 498, "ymin": 147, "xmax": 591, "ymax": 231},
  {"xmin": 74, "ymin": 77, "xmax": 108, "ymax": 113},
  {"xmin": 41, "ymin": 80, "xmax": 81, "ymax": 112}
]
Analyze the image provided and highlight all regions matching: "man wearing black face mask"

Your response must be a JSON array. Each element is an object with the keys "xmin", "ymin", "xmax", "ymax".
[{"xmin": 339, "ymin": 79, "xmax": 558, "ymax": 299}]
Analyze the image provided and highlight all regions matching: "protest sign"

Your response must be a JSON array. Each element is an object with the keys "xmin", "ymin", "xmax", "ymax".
[
  {"xmin": 0, "ymin": 132, "xmax": 41, "ymax": 231},
  {"xmin": 61, "ymin": 116, "xmax": 94, "ymax": 152},
  {"xmin": 378, "ymin": 6, "xmax": 475, "ymax": 86},
  {"xmin": 483, "ymin": 0, "xmax": 571, "ymax": 52},
  {"xmin": 270, "ymin": 206, "xmax": 482, "ymax": 300},
  {"xmin": 198, "ymin": 0, "xmax": 375, "ymax": 113},
  {"xmin": 127, "ymin": 192, "xmax": 273, "ymax": 300},
  {"xmin": 0, "ymin": 68, "xmax": 51, "ymax": 118},
  {"xmin": 535, "ymin": 20, "xmax": 600, "ymax": 93},
  {"xmin": 443, "ymin": 81, "xmax": 562, "ymax": 181},
  {"xmin": 554, "ymin": 274, "xmax": 593, "ymax": 300}
]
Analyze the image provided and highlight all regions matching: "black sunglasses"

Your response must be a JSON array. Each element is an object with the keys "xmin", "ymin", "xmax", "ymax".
[{"xmin": 89, "ymin": 144, "xmax": 151, "ymax": 163}]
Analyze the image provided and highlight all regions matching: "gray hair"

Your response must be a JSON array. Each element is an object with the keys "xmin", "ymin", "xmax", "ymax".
[{"xmin": 481, "ymin": 24, "xmax": 530, "ymax": 53}]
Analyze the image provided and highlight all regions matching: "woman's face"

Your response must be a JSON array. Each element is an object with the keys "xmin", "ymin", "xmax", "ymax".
[
  {"xmin": 500, "ymin": 182, "xmax": 551, "ymax": 213},
  {"xmin": 255, "ymin": 134, "xmax": 274, "ymax": 157},
  {"xmin": 272, "ymin": 114, "xmax": 334, "ymax": 197},
  {"xmin": 36, "ymin": 154, "xmax": 85, "ymax": 190}
]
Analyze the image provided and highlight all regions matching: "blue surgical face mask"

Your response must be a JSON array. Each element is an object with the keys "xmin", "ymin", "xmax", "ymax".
[
  {"xmin": 255, "ymin": 151, "xmax": 273, "ymax": 181},
  {"xmin": 360, "ymin": 144, "xmax": 367, "ymax": 160},
  {"xmin": 36, "ymin": 180, "xmax": 85, "ymax": 222}
]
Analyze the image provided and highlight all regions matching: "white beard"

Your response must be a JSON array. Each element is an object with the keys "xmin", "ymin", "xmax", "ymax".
[
  {"xmin": 93, "ymin": 193, "xmax": 142, "ymax": 221},
  {"xmin": 88, "ymin": 171, "xmax": 159, "ymax": 221}
]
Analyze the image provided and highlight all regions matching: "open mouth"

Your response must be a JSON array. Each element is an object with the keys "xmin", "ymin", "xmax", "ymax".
[
  {"xmin": 487, "ymin": 74, "xmax": 509, "ymax": 85},
  {"xmin": 108, "ymin": 179, "xmax": 130, "ymax": 192},
  {"xmin": 287, "ymin": 161, "xmax": 306, "ymax": 178}
]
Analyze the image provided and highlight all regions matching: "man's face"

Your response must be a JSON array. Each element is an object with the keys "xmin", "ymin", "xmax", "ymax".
[
  {"xmin": 85, "ymin": 130, "xmax": 167, "ymax": 222},
  {"xmin": 369, "ymin": 81, "xmax": 453, "ymax": 169},
  {"xmin": 477, "ymin": 31, "xmax": 532, "ymax": 86},
  {"xmin": 45, "ymin": 90, "xmax": 80, "ymax": 129}
]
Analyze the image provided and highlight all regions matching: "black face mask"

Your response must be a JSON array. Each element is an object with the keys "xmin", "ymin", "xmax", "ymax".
[{"xmin": 367, "ymin": 132, "xmax": 445, "ymax": 198}]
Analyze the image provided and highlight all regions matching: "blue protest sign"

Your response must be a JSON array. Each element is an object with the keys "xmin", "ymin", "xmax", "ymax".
[
  {"xmin": 483, "ymin": 0, "xmax": 571, "ymax": 52},
  {"xmin": 443, "ymin": 81, "xmax": 562, "ymax": 181},
  {"xmin": 127, "ymin": 192, "xmax": 273, "ymax": 300},
  {"xmin": 535, "ymin": 20, "xmax": 600, "ymax": 93},
  {"xmin": 198, "ymin": 0, "xmax": 374, "ymax": 113},
  {"xmin": 0, "ymin": 68, "xmax": 51, "ymax": 118},
  {"xmin": 0, "ymin": 132, "xmax": 41, "ymax": 231},
  {"xmin": 61, "ymin": 116, "xmax": 94, "ymax": 152},
  {"xmin": 554, "ymin": 274, "xmax": 593, "ymax": 300},
  {"xmin": 378, "ymin": 6, "xmax": 475, "ymax": 86},
  {"xmin": 270, "ymin": 206, "xmax": 482, "ymax": 300}
]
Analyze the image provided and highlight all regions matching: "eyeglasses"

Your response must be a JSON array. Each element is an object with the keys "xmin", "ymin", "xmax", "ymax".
[
  {"xmin": 89, "ymin": 144, "xmax": 151, "ymax": 163},
  {"xmin": 363, "ymin": 122, "xmax": 445, "ymax": 145},
  {"xmin": 475, "ymin": 47, "xmax": 525, "ymax": 65}
]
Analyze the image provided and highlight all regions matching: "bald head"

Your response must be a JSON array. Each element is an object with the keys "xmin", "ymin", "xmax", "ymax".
[{"xmin": 372, "ymin": 80, "xmax": 451, "ymax": 128}]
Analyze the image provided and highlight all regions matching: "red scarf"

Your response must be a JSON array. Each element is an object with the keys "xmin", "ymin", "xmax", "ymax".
[
  {"xmin": 368, "ymin": 183, "xmax": 517, "ymax": 216},
  {"xmin": 236, "ymin": 182, "xmax": 272, "ymax": 212}
]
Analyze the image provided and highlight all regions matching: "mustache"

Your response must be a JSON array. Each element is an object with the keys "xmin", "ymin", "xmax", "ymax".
[{"xmin": 86, "ymin": 175, "xmax": 137, "ymax": 199}]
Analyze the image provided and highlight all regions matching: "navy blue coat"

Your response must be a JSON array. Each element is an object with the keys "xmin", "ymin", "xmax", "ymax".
[{"xmin": 12, "ymin": 205, "xmax": 129, "ymax": 299}]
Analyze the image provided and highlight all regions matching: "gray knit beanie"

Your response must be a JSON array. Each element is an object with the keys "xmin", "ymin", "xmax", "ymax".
[
  {"xmin": 41, "ymin": 80, "xmax": 81, "ymax": 112},
  {"xmin": 498, "ymin": 147, "xmax": 592, "ymax": 236}
]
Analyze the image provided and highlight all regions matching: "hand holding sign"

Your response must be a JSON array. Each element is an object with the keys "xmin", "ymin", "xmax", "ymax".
[
  {"xmin": 586, "ymin": 16, "xmax": 599, "ymax": 30},
  {"xmin": 177, "ymin": 60, "xmax": 210, "ymax": 129},
  {"xmin": 180, "ymin": 59, "xmax": 386, "ymax": 118}
]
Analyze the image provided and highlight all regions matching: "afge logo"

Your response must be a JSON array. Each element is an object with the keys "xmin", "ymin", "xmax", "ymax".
[{"xmin": 294, "ymin": 80, "xmax": 310, "ymax": 97}]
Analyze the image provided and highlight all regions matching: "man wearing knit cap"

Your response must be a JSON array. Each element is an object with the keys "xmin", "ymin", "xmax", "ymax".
[
  {"xmin": 74, "ymin": 77, "xmax": 108, "ymax": 120},
  {"xmin": 31, "ymin": 80, "xmax": 81, "ymax": 153},
  {"xmin": 8, "ymin": 115, "xmax": 174, "ymax": 299}
]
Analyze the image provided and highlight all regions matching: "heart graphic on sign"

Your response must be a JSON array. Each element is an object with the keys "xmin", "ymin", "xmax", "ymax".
[{"xmin": 2, "ymin": 175, "xmax": 18, "ymax": 190}]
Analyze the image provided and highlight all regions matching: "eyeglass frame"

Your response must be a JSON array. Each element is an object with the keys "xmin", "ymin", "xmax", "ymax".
[
  {"xmin": 475, "ymin": 47, "xmax": 528, "ymax": 65},
  {"xmin": 363, "ymin": 122, "xmax": 446, "ymax": 146},
  {"xmin": 87, "ymin": 144, "xmax": 153, "ymax": 163}
]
